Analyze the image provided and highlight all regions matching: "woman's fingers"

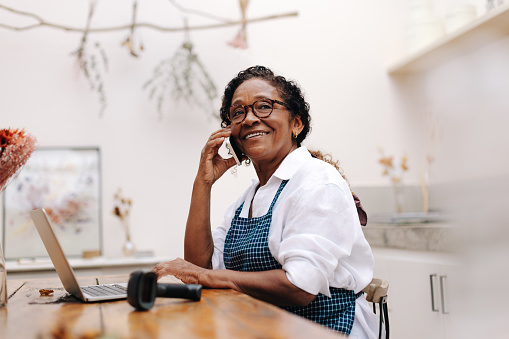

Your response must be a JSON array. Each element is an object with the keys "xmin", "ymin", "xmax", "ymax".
[
  {"xmin": 196, "ymin": 128, "xmax": 235, "ymax": 185},
  {"xmin": 200, "ymin": 130, "xmax": 226, "ymax": 162},
  {"xmin": 205, "ymin": 129, "xmax": 231, "ymax": 154},
  {"xmin": 222, "ymin": 156, "xmax": 238, "ymax": 170},
  {"xmin": 208, "ymin": 127, "xmax": 231, "ymax": 140},
  {"xmin": 152, "ymin": 262, "xmax": 173, "ymax": 279},
  {"xmin": 152, "ymin": 258, "xmax": 204, "ymax": 284}
]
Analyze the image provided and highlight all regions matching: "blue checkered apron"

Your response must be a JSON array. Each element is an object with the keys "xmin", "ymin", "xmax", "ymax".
[{"xmin": 223, "ymin": 180, "xmax": 361, "ymax": 335}]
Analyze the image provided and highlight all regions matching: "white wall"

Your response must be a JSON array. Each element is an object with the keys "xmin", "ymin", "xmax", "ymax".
[{"xmin": 1, "ymin": 0, "xmax": 507, "ymax": 259}]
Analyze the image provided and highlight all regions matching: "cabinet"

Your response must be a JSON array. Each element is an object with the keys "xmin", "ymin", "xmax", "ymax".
[{"xmin": 372, "ymin": 248, "xmax": 460, "ymax": 339}]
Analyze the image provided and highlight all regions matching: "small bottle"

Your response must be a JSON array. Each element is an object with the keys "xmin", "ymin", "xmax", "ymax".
[{"xmin": 0, "ymin": 242, "xmax": 7, "ymax": 307}]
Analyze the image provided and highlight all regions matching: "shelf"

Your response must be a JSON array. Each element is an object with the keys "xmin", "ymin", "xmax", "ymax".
[
  {"xmin": 6, "ymin": 255, "xmax": 171, "ymax": 272},
  {"xmin": 388, "ymin": 3, "xmax": 509, "ymax": 75}
]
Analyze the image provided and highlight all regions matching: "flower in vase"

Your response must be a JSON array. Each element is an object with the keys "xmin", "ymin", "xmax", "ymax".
[
  {"xmin": 378, "ymin": 152, "xmax": 409, "ymax": 183},
  {"xmin": 0, "ymin": 127, "xmax": 37, "ymax": 307},
  {"xmin": 112, "ymin": 189, "xmax": 135, "ymax": 255},
  {"xmin": 0, "ymin": 128, "xmax": 38, "ymax": 192},
  {"xmin": 112, "ymin": 189, "xmax": 132, "ymax": 221},
  {"xmin": 378, "ymin": 149, "xmax": 409, "ymax": 213}
]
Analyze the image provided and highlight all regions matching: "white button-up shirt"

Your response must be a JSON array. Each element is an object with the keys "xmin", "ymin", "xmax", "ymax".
[{"xmin": 212, "ymin": 146, "xmax": 374, "ymax": 297}]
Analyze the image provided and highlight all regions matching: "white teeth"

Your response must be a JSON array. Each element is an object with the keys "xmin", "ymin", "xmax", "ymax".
[{"xmin": 245, "ymin": 132, "xmax": 267, "ymax": 139}]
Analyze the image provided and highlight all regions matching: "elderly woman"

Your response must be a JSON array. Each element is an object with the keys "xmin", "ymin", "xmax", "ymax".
[{"xmin": 153, "ymin": 66, "xmax": 379, "ymax": 337}]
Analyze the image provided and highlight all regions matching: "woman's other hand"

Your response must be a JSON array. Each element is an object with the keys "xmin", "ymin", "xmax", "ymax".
[
  {"xmin": 197, "ymin": 128, "xmax": 238, "ymax": 187},
  {"xmin": 152, "ymin": 259, "xmax": 316, "ymax": 306},
  {"xmin": 152, "ymin": 257, "xmax": 206, "ymax": 284}
]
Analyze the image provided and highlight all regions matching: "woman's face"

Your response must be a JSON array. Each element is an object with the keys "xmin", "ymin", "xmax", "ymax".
[{"xmin": 230, "ymin": 78, "xmax": 303, "ymax": 167}]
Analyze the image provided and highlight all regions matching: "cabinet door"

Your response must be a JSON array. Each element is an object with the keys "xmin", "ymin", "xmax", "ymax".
[{"xmin": 387, "ymin": 259, "xmax": 446, "ymax": 339}]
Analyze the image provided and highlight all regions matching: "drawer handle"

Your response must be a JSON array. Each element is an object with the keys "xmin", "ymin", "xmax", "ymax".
[
  {"xmin": 429, "ymin": 274, "xmax": 439, "ymax": 312},
  {"xmin": 440, "ymin": 275, "xmax": 449, "ymax": 314}
]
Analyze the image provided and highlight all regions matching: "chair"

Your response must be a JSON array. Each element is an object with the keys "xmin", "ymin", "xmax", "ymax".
[{"xmin": 362, "ymin": 278, "xmax": 389, "ymax": 339}]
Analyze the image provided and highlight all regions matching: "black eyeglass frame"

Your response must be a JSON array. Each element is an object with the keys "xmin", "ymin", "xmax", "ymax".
[{"xmin": 227, "ymin": 98, "xmax": 288, "ymax": 124}]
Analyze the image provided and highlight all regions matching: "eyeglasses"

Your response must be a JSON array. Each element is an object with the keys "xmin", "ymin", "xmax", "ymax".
[{"xmin": 228, "ymin": 98, "xmax": 287, "ymax": 124}]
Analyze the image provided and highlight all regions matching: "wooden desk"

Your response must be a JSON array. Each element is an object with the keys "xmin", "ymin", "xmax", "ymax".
[{"xmin": 0, "ymin": 275, "xmax": 344, "ymax": 338}]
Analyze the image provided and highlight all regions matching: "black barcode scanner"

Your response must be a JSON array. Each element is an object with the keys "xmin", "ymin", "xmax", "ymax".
[{"xmin": 127, "ymin": 270, "xmax": 202, "ymax": 311}]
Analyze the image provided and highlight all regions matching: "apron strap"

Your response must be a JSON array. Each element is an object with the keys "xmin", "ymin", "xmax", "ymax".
[{"xmin": 266, "ymin": 180, "xmax": 289, "ymax": 214}]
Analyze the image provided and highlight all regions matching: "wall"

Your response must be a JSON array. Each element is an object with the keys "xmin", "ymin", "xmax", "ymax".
[{"xmin": 1, "ymin": 0, "xmax": 506, "ymax": 261}]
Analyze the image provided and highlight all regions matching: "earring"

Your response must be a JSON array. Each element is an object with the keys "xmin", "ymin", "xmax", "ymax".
[{"xmin": 293, "ymin": 131, "xmax": 298, "ymax": 139}]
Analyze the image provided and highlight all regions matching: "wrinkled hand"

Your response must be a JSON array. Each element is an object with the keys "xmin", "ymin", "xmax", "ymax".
[
  {"xmin": 197, "ymin": 128, "xmax": 238, "ymax": 187},
  {"xmin": 152, "ymin": 258, "xmax": 207, "ymax": 285}
]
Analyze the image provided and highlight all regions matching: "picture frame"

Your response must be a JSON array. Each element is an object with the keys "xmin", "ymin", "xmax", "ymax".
[{"xmin": 2, "ymin": 147, "xmax": 102, "ymax": 260}]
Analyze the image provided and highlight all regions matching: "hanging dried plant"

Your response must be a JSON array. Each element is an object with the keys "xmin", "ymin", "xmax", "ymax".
[
  {"xmin": 121, "ymin": 0, "xmax": 144, "ymax": 58},
  {"xmin": 70, "ymin": 1, "xmax": 109, "ymax": 117},
  {"xmin": 0, "ymin": 1, "xmax": 298, "ymax": 120},
  {"xmin": 143, "ymin": 40, "xmax": 218, "ymax": 119},
  {"xmin": 228, "ymin": 0, "xmax": 250, "ymax": 49}
]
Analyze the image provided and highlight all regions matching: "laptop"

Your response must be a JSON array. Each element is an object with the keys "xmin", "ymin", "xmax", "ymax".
[{"xmin": 30, "ymin": 208, "xmax": 128, "ymax": 302}]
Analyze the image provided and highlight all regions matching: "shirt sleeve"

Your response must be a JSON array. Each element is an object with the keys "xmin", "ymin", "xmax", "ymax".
[{"xmin": 276, "ymin": 182, "xmax": 359, "ymax": 297}]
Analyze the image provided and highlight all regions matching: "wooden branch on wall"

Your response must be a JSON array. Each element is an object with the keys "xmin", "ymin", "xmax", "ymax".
[
  {"xmin": 0, "ymin": 4, "xmax": 298, "ymax": 34},
  {"xmin": 0, "ymin": 2, "xmax": 299, "ymax": 118},
  {"xmin": 167, "ymin": 0, "xmax": 234, "ymax": 24}
]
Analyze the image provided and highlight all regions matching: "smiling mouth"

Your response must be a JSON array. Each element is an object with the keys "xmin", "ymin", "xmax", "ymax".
[{"xmin": 245, "ymin": 132, "xmax": 268, "ymax": 140}]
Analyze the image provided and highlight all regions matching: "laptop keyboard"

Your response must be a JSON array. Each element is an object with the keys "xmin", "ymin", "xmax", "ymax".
[{"xmin": 81, "ymin": 284, "xmax": 127, "ymax": 297}]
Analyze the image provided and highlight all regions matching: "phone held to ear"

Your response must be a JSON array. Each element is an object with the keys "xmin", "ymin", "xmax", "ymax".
[{"xmin": 225, "ymin": 137, "xmax": 243, "ymax": 166}]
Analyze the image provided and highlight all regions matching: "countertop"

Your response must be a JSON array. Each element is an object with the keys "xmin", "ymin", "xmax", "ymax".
[{"xmin": 362, "ymin": 221, "xmax": 458, "ymax": 253}]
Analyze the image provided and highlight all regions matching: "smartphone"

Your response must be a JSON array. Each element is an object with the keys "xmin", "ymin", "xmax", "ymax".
[{"xmin": 225, "ymin": 137, "xmax": 243, "ymax": 166}]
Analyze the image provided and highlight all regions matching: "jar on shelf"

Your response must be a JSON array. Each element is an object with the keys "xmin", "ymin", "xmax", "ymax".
[
  {"xmin": 487, "ymin": 0, "xmax": 506, "ymax": 11},
  {"xmin": 405, "ymin": 0, "xmax": 445, "ymax": 54},
  {"xmin": 445, "ymin": 4, "xmax": 477, "ymax": 34}
]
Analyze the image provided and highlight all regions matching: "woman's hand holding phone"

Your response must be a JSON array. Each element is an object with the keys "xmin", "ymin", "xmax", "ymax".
[
  {"xmin": 187, "ymin": 128, "xmax": 237, "ymax": 268},
  {"xmin": 196, "ymin": 128, "xmax": 239, "ymax": 187}
]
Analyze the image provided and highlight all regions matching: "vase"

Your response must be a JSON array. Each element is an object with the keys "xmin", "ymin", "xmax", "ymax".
[
  {"xmin": 123, "ymin": 238, "xmax": 136, "ymax": 256},
  {"xmin": 421, "ymin": 167, "xmax": 430, "ymax": 213},
  {"xmin": 0, "ymin": 242, "xmax": 7, "ymax": 307},
  {"xmin": 121, "ymin": 219, "xmax": 136, "ymax": 256},
  {"xmin": 393, "ymin": 181, "xmax": 404, "ymax": 214}
]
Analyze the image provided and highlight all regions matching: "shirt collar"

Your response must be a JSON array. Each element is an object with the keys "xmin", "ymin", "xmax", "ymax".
[
  {"xmin": 249, "ymin": 146, "xmax": 311, "ymax": 186},
  {"xmin": 273, "ymin": 146, "xmax": 311, "ymax": 180}
]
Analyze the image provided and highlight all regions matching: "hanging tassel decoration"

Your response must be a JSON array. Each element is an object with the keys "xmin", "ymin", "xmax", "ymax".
[{"xmin": 228, "ymin": 0, "xmax": 249, "ymax": 49}]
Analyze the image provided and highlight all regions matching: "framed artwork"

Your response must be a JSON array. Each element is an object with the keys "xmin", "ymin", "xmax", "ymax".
[{"xmin": 2, "ymin": 147, "xmax": 102, "ymax": 260}]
